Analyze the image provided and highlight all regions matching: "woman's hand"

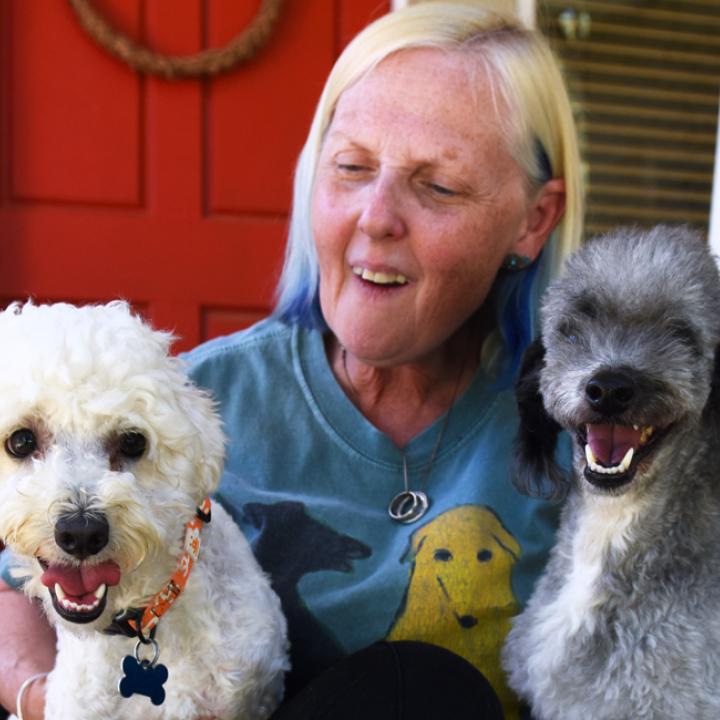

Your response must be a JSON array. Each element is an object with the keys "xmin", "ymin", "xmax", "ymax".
[{"xmin": 0, "ymin": 579, "xmax": 55, "ymax": 718}]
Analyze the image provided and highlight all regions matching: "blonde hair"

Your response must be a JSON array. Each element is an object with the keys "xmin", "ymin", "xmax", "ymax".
[{"xmin": 275, "ymin": 2, "xmax": 583, "ymax": 335}]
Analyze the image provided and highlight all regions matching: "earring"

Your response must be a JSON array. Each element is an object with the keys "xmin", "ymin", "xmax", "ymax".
[{"xmin": 502, "ymin": 254, "xmax": 532, "ymax": 271}]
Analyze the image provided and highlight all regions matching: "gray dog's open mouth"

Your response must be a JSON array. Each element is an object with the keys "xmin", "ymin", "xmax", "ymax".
[{"xmin": 577, "ymin": 423, "xmax": 669, "ymax": 489}]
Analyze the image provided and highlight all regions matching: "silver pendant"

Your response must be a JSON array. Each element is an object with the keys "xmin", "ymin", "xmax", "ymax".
[{"xmin": 388, "ymin": 490, "xmax": 429, "ymax": 524}]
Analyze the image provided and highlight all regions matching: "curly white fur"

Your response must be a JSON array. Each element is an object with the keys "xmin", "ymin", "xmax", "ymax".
[{"xmin": 0, "ymin": 302, "xmax": 288, "ymax": 719}]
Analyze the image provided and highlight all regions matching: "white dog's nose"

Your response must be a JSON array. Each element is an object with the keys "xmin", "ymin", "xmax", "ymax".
[{"xmin": 54, "ymin": 513, "xmax": 110, "ymax": 560}]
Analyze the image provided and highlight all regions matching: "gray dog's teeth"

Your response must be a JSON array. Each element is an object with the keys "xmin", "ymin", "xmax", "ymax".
[{"xmin": 584, "ymin": 445, "xmax": 633, "ymax": 474}]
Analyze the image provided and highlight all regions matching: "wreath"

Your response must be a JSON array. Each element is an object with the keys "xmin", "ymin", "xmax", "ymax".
[{"xmin": 67, "ymin": 0, "xmax": 285, "ymax": 79}]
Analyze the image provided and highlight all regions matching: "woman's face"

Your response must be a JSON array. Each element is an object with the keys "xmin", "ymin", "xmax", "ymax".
[{"xmin": 312, "ymin": 48, "xmax": 542, "ymax": 367}]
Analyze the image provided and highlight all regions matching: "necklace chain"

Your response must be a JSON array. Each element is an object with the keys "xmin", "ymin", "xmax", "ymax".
[{"xmin": 340, "ymin": 345, "xmax": 468, "ymax": 524}]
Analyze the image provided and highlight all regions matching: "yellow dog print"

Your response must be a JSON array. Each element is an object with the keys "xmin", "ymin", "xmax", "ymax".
[{"xmin": 388, "ymin": 505, "xmax": 522, "ymax": 719}]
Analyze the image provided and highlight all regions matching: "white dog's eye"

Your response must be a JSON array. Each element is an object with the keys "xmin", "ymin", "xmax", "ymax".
[
  {"xmin": 118, "ymin": 431, "xmax": 147, "ymax": 459},
  {"xmin": 5, "ymin": 428, "xmax": 38, "ymax": 459}
]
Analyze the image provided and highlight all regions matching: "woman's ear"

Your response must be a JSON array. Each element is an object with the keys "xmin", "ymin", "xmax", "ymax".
[
  {"xmin": 512, "ymin": 336, "xmax": 569, "ymax": 501},
  {"xmin": 512, "ymin": 178, "xmax": 566, "ymax": 263}
]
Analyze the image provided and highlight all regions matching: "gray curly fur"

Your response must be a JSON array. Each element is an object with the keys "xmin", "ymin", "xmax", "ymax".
[{"xmin": 503, "ymin": 225, "xmax": 720, "ymax": 719}]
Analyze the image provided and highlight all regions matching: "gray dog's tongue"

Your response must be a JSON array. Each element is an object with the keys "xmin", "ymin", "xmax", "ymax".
[
  {"xmin": 41, "ymin": 561, "xmax": 121, "ymax": 598},
  {"xmin": 587, "ymin": 424, "xmax": 643, "ymax": 466}
]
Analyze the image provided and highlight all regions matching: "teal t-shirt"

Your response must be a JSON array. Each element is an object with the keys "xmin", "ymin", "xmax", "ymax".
[{"xmin": 186, "ymin": 318, "xmax": 560, "ymax": 716}]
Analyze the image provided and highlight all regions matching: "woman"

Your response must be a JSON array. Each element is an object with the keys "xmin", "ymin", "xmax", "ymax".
[{"xmin": 0, "ymin": 4, "xmax": 582, "ymax": 719}]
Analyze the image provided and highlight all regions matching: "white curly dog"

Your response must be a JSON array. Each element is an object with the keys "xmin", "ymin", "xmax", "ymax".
[{"xmin": 0, "ymin": 302, "xmax": 288, "ymax": 719}]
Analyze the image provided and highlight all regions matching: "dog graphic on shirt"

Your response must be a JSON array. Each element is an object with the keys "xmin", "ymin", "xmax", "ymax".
[{"xmin": 388, "ymin": 505, "xmax": 521, "ymax": 720}]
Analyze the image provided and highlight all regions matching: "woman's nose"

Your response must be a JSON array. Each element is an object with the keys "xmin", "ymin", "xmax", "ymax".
[{"xmin": 357, "ymin": 176, "xmax": 407, "ymax": 241}]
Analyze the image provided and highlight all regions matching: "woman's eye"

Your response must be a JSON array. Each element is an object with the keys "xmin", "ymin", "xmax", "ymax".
[
  {"xmin": 426, "ymin": 182, "xmax": 457, "ymax": 197},
  {"xmin": 118, "ymin": 431, "xmax": 147, "ymax": 459},
  {"xmin": 5, "ymin": 428, "xmax": 38, "ymax": 459},
  {"xmin": 336, "ymin": 163, "xmax": 372, "ymax": 177}
]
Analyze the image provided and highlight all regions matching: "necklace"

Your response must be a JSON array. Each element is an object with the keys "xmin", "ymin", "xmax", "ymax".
[{"xmin": 340, "ymin": 346, "xmax": 467, "ymax": 524}]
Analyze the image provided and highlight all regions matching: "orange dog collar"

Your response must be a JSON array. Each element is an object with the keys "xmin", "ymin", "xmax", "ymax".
[{"xmin": 105, "ymin": 498, "xmax": 212, "ymax": 642}]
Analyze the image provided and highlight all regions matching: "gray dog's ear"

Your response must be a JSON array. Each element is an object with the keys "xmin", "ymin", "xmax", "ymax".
[
  {"xmin": 512, "ymin": 337, "xmax": 569, "ymax": 501},
  {"xmin": 706, "ymin": 345, "xmax": 720, "ymax": 416}
]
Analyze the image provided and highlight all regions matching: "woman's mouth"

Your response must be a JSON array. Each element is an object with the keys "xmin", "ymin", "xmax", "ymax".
[{"xmin": 352, "ymin": 266, "xmax": 408, "ymax": 286}]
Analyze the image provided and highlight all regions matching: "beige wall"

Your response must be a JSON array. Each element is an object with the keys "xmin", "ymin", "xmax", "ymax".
[{"xmin": 390, "ymin": 0, "xmax": 536, "ymax": 28}]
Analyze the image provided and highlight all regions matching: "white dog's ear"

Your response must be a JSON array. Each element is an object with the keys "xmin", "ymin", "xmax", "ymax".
[{"xmin": 513, "ymin": 337, "xmax": 569, "ymax": 501}]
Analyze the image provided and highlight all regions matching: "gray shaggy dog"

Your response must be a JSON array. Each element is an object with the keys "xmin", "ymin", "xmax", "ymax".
[{"xmin": 502, "ymin": 225, "xmax": 720, "ymax": 719}]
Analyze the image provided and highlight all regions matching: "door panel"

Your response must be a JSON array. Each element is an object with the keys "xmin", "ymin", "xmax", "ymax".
[{"xmin": 10, "ymin": 0, "xmax": 143, "ymax": 206}]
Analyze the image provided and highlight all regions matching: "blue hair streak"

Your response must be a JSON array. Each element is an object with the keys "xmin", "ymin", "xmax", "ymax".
[{"xmin": 276, "ymin": 283, "xmax": 327, "ymax": 330}]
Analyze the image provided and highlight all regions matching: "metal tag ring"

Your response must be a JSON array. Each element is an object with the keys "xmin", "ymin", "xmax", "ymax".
[
  {"xmin": 388, "ymin": 490, "xmax": 429, "ymax": 524},
  {"xmin": 134, "ymin": 637, "xmax": 160, "ymax": 667}
]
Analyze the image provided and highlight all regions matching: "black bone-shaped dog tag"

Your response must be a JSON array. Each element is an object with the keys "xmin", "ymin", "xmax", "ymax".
[{"xmin": 118, "ymin": 654, "xmax": 168, "ymax": 706}]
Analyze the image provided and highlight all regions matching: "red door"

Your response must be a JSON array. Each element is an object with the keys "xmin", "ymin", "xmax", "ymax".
[{"xmin": 0, "ymin": 0, "xmax": 389, "ymax": 352}]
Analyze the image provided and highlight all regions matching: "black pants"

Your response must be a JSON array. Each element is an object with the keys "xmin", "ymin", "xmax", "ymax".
[
  {"xmin": 0, "ymin": 643, "xmax": 506, "ymax": 720},
  {"xmin": 271, "ymin": 641, "xmax": 505, "ymax": 719}
]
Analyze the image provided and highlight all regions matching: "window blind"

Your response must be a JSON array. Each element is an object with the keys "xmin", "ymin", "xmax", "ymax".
[{"xmin": 539, "ymin": 0, "xmax": 719, "ymax": 237}]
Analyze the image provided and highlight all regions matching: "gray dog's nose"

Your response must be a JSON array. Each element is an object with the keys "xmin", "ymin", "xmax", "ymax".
[
  {"xmin": 54, "ymin": 513, "xmax": 110, "ymax": 559},
  {"xmin": 585, "ymin": 370, "xmax": 636, "ymax": 416}
]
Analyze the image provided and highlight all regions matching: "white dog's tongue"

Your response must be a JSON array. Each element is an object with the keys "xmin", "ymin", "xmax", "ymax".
[
  {"xmin": 41, "ymin": 561, "xmax": 122, "ymax": 599},
  {"xmin": 587, "ymin": 424, "xmax": 643, "ymax": 466}
]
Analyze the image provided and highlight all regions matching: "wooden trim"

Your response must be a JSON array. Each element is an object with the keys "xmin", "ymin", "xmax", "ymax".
[
  {"xmin": 555, "ymin": 1, "xmax": 720, "ymax": 27},
  {"xmin": 589, "ymin": 204, "xmax": 710, "ymax": 222},
  {"xmin": 575, "ymin": 20, "xmax": 719, "ymax": 49},
  {"xmin": 579, "ymin": 102, "xmax": 717, "ymax": 127},
  {"xmin": 578, "ymin": 121, "xmax": 716, "ymax": 145},
  {"xmin": 573, "ymin": 80, "xmax": 717, "ymax": 107},
  {"xmin": 563, "ymin": 59, "xmax": 718, "ymax": 87},
  {"xmin": 589, "ymin": 183, "xmax": 711, "ymax": 203},
  {"xmin": 585, "ymin": 142, "xmax": 713, "ymax": 165},
  {"xmin": 568, "ymin": 40, "xmax": 720, "ymax": 68},
  {"xmin": 589, "ymin": 163, "xmax": 713, "ymax": 184}
]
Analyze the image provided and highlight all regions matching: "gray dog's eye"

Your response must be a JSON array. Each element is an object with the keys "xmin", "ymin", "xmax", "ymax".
[
  {"xmin": 558, "ymin": 322, "xmax": 579, "ymax": 344},
  {"xmin": 5, "ymin": 428, "xmax": 38, "ymax": 459},
  {"xmin": 118, "ymin": 431, "xmax": 147, "ymax": 459},
  {"xmin": 666, "ymin": 320, "xmax": 699, "ymax": 354}
]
